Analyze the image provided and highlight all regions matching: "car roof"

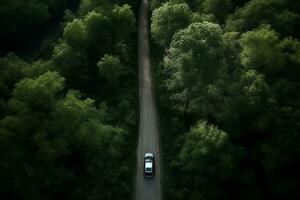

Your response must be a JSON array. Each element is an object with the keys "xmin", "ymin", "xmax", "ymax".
[{"xmin": 144, "ymin": 152, "xmax": 154, "ymax": 158}]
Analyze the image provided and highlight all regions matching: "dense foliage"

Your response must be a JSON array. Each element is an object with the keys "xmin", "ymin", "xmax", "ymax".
[
  {"xmin": 0, "ymin": 0, "xmax": 81, "ymax": 56},
  {"xmin": 0, "ymin": 0, "xmax": 139, "ymax": 199},
  {"xmin": 151, "ymin": 0, "xmax": 300, "ymax": 199},
  {"xmin": 2, "ymin": 0, "xmax": 300, "ymax": 199}
]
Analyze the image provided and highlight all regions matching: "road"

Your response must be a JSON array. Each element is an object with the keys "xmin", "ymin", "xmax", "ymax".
[{"xmin": 136, "ymin": 0, "xmax": 162, "ymax": 200}]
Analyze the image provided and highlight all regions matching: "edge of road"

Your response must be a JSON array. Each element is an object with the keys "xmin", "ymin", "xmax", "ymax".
[
  {"xmin": 135, "ymin": 0, "xmax": 163, "ymax": 199},
  {"xmin": 150, "ymin": 56, "xmax": 165, "ymax": 200},
  {"xmin": 132, "ymin": 0, "xmax": 143, "ymax": 197},
  {"xmin": 146, "ymin": 3, "xmax": 166, "ymax": 199},
  {"xmin": 146, "ymin": 2, "xmax": 164, "ymax": 200},
  {"xmin": 151, "ymin": 63, "xmax": 164, "ymax": 200}
]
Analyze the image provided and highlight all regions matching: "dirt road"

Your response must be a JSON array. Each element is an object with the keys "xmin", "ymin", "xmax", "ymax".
[{"xmin": 136, "ymin": 0, "xmax": 162, "ymax": 200}]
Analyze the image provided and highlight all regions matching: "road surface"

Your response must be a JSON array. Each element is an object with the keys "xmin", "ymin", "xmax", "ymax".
[{"xmin": 136, "ymin": 0, "xmax": 162, "ymax": 200}]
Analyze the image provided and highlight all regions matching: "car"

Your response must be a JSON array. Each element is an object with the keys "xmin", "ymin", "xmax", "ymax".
[{"xmin": 144, "ymin": 152, "xmax": 155, "ymax": 178}]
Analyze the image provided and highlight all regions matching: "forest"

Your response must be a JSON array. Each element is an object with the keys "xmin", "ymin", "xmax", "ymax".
[
  {"xmin": 150, "ymin": 0, "xmax": 300, "ymax": 199},
  {"xmin": 0, "ymin": 0, "xmax": 139, "ymax": 199},
  {"xmin": 1, "ymin": 0, "xmax": 300, "ymax": 200}
]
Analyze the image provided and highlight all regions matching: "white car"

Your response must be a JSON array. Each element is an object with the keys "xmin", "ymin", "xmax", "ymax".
[{"xmin": 144, "ymin": 153, "xmax": 155, "ymax": 178}]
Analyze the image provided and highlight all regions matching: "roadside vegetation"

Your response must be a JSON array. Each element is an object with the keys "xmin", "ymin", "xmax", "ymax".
[
  {"xmin": 150, "ymin": 0, "xmax": 300, "ymax": 199},
  {"xmin": 1, "ymin": 0, "xmax": 300, "ymax": 199},
  {"xmin": 0, "ymin": 0, "xmax": 139, "ymax": 199}
]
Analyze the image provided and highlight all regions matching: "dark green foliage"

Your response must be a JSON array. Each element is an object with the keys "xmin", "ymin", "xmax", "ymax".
[
  {"xmin": 97, "ymin": 54, "xmax": 124, "ymax": 92},
  {"xmin": 226, "ymin": 0, "xmax": 300, "ymax": 37},
  {"xmin": 0, "ymin": 0, "xmax": 80, "ymax": 56},
  {"xmin": 202, "ymin": 0, "xmax": 233, "ymax": 23},
  {"xmin": 163, "ymin": 22, "xmax": 225, "ymax": 120},
  {"xmin": 0, "ymin": 54, "xmax": 29, "ymax": 117},
  {"xmin": 111, "ymin": 4, "xmax": 136, "ymax": 39},
  {"xmin": 0, "ymin": 72, "xmax": 129, "ymax": 200},
  {"xmin": 53, "ymin": 4, "xmax": 136, "ymax": 92},
  {"xmin": 0, "ymin": 0, "xmax": 138, "ymax": 199},
  {"xmin": 175, "ymin": 121, "xmax": 238, "ymax": 200},
  {"xmin": 0, "ymin": 54, "xmax": 29, "ymax": 99},
  {"xmin": 151, "ymin": 2, "xmax": 192, "ymax": 47},
  {"xmin": 152, "ymin": 0, "xmax": 300, "ymax": 199}
]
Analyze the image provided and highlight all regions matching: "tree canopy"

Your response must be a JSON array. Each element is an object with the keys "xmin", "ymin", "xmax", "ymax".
[
  {"xmin": 152, "ymin": 0, "xmax": 300, "ymax": 199},
  {"xmin": 0, "ymin": 1, "xmax": 139, "ymax": 199},
  {"xmin": 151, "ymin": 2, "xmax": 192, "ymax": 47}
]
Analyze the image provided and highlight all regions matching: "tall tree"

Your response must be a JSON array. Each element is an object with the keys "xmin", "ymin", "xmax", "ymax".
[
  {"xmin": 175, "ymin": 121, "xmax": 236, "ymax": 200},
  {"xmin": 0, "ymin": 72, "xmax": 128, "ymax": 200},
  {"xmin": 226, "ymin": 0, "xmax": 300, "ymax": 37},
  {"xmin": 202, "ymin": 0, "xmax": 233, "ymax": 23},
  {"xmin": 151, "ymin": 2, "xmax": 192, "ymax": 47},
  {"xmin": 163, "ymin": 22, "xmax": 225, "ymax": 120}
]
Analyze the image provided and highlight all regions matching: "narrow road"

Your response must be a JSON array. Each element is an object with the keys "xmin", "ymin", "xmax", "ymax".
[{"xmin": 136, "ymin": 0, "xmax": 162, "ymax": 200}]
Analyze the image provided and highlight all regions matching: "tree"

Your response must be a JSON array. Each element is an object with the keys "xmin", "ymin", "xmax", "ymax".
[
  {"xmin": 0, "ymin": 0, "xmax": 77, "ymax": 55},
  {"xmin": 79, "ymin": 0, "xmax": 112, "ymax": 16},
  {"xmin": 0, "ymin": 72, "xmax": 66, "ymax": 199},
  {"xmin": 0, "ymin": 54, "xmax": 28, "ymax": 99},
  {"xmin": 175, "ymin": 121, "xmax": 236, "ymax": 200},
  {"xmin": 240, "ymin": 25, "xmax": 285, "ymax": 79},
  {"xmin": 97, "ymin": 54, "xmax": 124, "ymax": 91},
  {"xmin": 63, "ymin": 19, "xmax": 87, "ymax": 50},
  {"xmin": 0, "ymin": 54, "xmax": 29, "ymax": 117},
  {"xmin": 0, "ymin": 71, "xmax": 128, "ymax": 200},
  {"xmin": 151, "ymin": 2, "xmax": 192, "ymax": 47},
  {"xmin": 225, "ymin": 0, "xmax": 300, "ymax": 37},
  {"xmin": 202, "ymin": 0, "xmax": 233, "ymax": 23},
  {"xmin": 86, "ymin": 11, "xmax": 113, "ymax": 51},
  {"xmin": 0, "ymin": 1, "xmax": 138, "ymax": 199},
  {"xmin": 163, "ymin": 22, "xmax": 225, "ymax": 119},
  {"xmin": 111, "ymin": 4, "xmax": 136, "ymax": 40},
  {"xmin": 52, "ymin": 42, "xmax": 89, "ymax": 89},
  {"xmin": 152, "ymin": 1, "xmax": 300, "ymax": 200},
  {"xmin": 55, "ymin": 4, "xmax": 136, "ymax": 91}
]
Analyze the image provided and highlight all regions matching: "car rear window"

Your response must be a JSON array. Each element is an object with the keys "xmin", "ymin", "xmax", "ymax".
[{"xmin": 145, "ymin": 167, "xmax": 152, "ymax": 172}]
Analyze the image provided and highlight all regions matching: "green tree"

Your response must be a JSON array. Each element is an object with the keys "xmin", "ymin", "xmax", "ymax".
[
  {"xmin": 54, "ymin": 4, "xmax": 136, "ymax": 91},
  {"xmin": 202, "ymin": 0, "xmax": 233, "ymax": 23},
  {"xmin": 97, "ymin": 54, "xmax": 124, "ymax": 92},
  {"xmin": 52, "ymin": 42, "xmax": 89, "ymax": 89},
  {"xmin": 63, "ymin": 19, "xmax": 87, "ymax": 50},
  {"xmin": 0, "ymin": 1, "xmax": 138, "ymax": 200},
  {"xmin": 0, "ymin": 0, "xmax": 77, "ymax": 55},
  {"xmin": 151, "ymin": 2, "xmax": 192, "ymax": 47},
  {"xmin": 225, "ymin": 0, "xmax": 300, "ymax": 36},
  {"xmin": 0, "ymin": 54, "xmax": 28, "ymax": 99},
  {"xmin": 85, "ymin": 11, "xmax": 113, "ymax": 56},
  {"xmin": 152, "ymin": 1, "xmax": 300, "ymax": 200},
  {"xmin": 0, "ymin": 54, "xmax": 29, "ymax": 117},
  {"xmin": 111, "ymin": 4, "xmax": 136, "ymax": 40},
  {"xmin": 79, "ymin": 0, "xmax": 112, "ymax": 16},
  {"xmin": 175, "ymin": 121, "xmax": 236, "ymax": 200},
  {"xmin": 163, "ymin": 22, "xmax": 225, "ymax": 119},
  {"xmin": 240, "ymin": 25, "xmax": 285, "ymax": 78},
  {"xmin": 0, "ymin": 71, "xmax": 128, "ymax": 200}
]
